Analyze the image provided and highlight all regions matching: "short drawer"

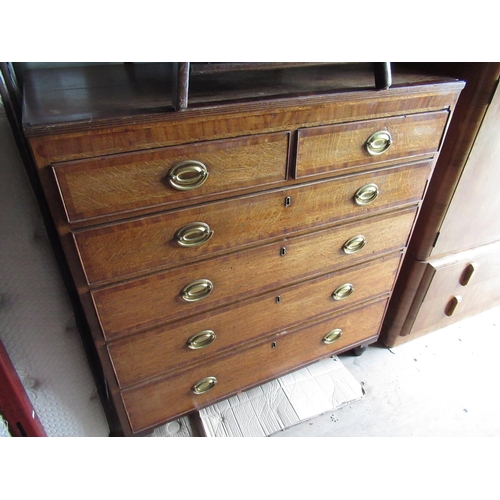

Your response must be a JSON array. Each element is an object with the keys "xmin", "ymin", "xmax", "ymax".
[
  {"xmin": 53, "ymin": 132, "xmax": 289, "ymax": 222},
  {"xmin": 409, "ymin": 241, "xmax": 500, "ymax": 337},
  {"xmin": 75, "ymin": 161, "xmax": 431, "ymax": 285},
  {"xmin": 93, "ymin": 207, "xmax": 416, "ymax": 338},
  {"xmin": 120, "ymin": 297, "xmax": 389, "ymax": 434},
  {"xmin": 295, "ymin": 111, "xmax": 448, "ymax": 178},
  {"xmin": 107, "ymin": 253, "xmax": 401, "ymax": 387}
]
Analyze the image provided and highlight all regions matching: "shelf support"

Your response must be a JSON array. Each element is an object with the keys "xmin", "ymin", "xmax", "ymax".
[{"xmin": 173, "ymin": 62, "xmax": 190, "ymax": 111}]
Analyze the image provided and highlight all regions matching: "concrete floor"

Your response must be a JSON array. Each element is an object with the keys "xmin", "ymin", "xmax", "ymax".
[{"xmin": 273, "ymin": 306, "xmax": 500, "ymax": 437}]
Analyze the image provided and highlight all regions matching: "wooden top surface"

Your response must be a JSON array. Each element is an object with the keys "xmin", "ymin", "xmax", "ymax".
[{"xmin": 22, "ymin": 63, "xmax": 462, "ymax": 135}]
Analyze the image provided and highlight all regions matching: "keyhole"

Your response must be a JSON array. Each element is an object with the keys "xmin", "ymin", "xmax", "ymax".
[
  {"xmin": 284, "ymin": 196, "xmax": 292, "ymax": 208},
  {"xmin": 271, "ymin": 341, "xmax": 277, "ymax": 349},
  {"xmin": 275, "ymin": 296, "xmax": 281, "ymax": 304},
  {"xmin": 280, "ymin": 247, "xmax": 286, "ymax": 257}
]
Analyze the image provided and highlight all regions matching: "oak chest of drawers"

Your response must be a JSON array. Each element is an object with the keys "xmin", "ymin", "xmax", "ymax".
[{"xmin": 22, "ymin": 63, "xmax": 463, "ymax": 435}]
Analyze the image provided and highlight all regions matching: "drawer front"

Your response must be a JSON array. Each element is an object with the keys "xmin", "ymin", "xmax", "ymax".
[
  {"xmin": 295, "ymin": 111, "xmax": 448, "ymax": 178},
  {"xmin": 76, "ymin": 161, "xmax": 430, "ymax": 284},
  {"xmin": 54, "ymin": 132, "xmax": 289, "ymax": 222},
  {"xmin": 94, "ymin": 208, "xmax": 416, "ymax": 338},
  {"xmin": 411, "ymin": 242, "xmax": 500, "ymax": 336},
  {"xmin": 120, "ymin": 297, "xmax": 389, "ymax": 433},
  {"xmin": 108, "ymin": 253, "xmax": 401, "ymax": 387}
]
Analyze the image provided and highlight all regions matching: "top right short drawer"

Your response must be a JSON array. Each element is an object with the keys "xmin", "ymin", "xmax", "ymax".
[{"xmin": 295, "ymin": 111, "xmax": 448, "ymax": 179}]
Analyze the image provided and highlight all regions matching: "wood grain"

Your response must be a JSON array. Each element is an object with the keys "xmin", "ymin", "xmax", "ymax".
[
  {"xmin": 26, "ymin": 86, "xmax": 462, "ymax": 166},
  {"xmin": 21, "ymin": 64, "xmax": 464, "ymax": 436},
  {"xmin": 295, "ymin": 110, "xmax": 448, "ymax": 178},
  {"xmin": 54, "ymin": 131, "xmax": 289, "ymax": 222},
  {"xmin": 107, "ymin": 252, "xmax": 401, "ymax": 388},
  {"xmin": 75, "ymin": 161, "xmax": 431, "ymax": 285},
  {"xmin": 120, "ymin": 297, "xmax": 389, "ymax": 433},
  {"xmin": 93, "ymin": 208, "xmax": 416, "ymax": 339}
]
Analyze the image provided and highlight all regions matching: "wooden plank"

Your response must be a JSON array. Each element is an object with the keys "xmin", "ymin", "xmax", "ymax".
[{"xmin": 173, "ymin": 62, "xmax": 190, "ymax": 111}]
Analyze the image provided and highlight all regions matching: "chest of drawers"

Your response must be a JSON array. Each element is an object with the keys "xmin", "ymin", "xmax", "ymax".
[{"xmin": 22, "ymin": 63, "xmax": 463, "ymax": 435}]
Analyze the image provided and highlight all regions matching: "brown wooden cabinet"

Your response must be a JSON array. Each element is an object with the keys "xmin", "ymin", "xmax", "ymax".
[
  {"xmin": 381, "ymin": 63, "xmax": 500, "ymax": 347},
  {"xmin": 22, "ymin": 63, "xmax": 463, "ymax": 435}
]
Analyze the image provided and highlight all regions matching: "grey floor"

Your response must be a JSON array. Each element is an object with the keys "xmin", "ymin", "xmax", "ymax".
[{"xmin": 273, "ymin": 306, "xmax": 500, "ymax": 437}]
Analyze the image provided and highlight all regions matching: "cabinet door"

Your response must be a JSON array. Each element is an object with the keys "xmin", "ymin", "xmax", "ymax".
[{"xmin": 432, "ymin": 80, "xmax": 500, "ymax": 256}]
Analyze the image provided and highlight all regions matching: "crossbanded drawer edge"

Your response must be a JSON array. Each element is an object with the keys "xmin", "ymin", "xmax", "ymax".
[
  {"xmin": 92, "ymin": 207, "xmax": 417, "ymax": 340},
  {"xmin": 119, "ymin": 296, "xmax": 390, "ymax": 434},
  {"xmin": 73, "ymin": 160, "xmax": 432, "ymax": 286},
  {"xmin": 53, "ymin": 131, "xmax": 290, "ymax": 223},
  {"xmin": 295, "ymin": 110, "xmax": 449, "ymax": 179}
]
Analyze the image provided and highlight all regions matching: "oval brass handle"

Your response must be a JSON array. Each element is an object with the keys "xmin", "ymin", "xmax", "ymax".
[
  {"xmin": 332, "ymin": 283, "xmax": 354, "ymax": 301},
  {"xmin": 459, "ymin": 263, "xmax": 476, "ymax": 286},
  {"xmin": 192, "ymin": 376, "xmax": 218, "ymax": 395},
  {"xmin": 354, "ymin": 183, "xmax": 380, "ymax": 206},
  {"xmin": 181, "ymin": 279, "xmax": 214, "ymax": 302},
  {"xmin": 342, "ymin": 235, "xmax": 366, "ymax": 254},
  {"xmin": 445, "ymin": 295, "xmax": 462, "ymax": 317},
  {"xmin": 323, "ymin": 328, "xmax": 343, "ymax": 345},
  {"xmin": 186, "ymin": 330, "xmax": 216, "ymax": 350},
  {"xmin": 174, "ymin": 222, "xmax": 214, "ymax": 247},
  {"xmin": 365, "ymin": 130, "xmax": 393, "ymax": 156},
  {"xmin": 167, "ymin": 160, "xmax": 209, "ymax": 191}
]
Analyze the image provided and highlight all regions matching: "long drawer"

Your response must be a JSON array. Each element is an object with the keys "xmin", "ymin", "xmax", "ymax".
[
  {"xmin": 120, "ymin": 297, "xmax": 389, "ymax": 434},
  {"xmin": 75, "ymin": 161, "xmax": 431, "ymax": 285},
  {"xmin": 93, "ymin": 207, "xmax": 416, "ymax": 338},
  {"xmin": 53, "ymin": 131, "xmax": 290, "ymax": 222},
  {"xmin": 107, "ymin": 252, "xmax": 401, "ymax": 387},
  {"xmin": 295, "ymin": 111, "xmax": 448, "ymax": 178}
]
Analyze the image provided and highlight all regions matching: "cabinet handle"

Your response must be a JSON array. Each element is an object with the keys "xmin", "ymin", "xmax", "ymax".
[
  {"xmin": 459, "ymin": 263, "xmax": 476, "ymax": 286},
  {"xmin": 180, "ymin": 279, "xmax": 214, "ymax": 302},
  {"xmin": 192, "ymin": 376, "xmax": 218, "ymax": 395},
  {"xmin": 365, "ymin": 130, "xmax": 393, "ymax": 156},
  {"xmin": 342, "ymin": 235, "xmax": 366, "ymax": 254},
  {"xmin": 445, "ymin": 295, "xmax": 462, "ymax": 316},
  {"xmin": 186, "ymin": 330, "xmax": 216, "ymax": 350},
  {"xmin": 323, "ymin": 328, "xmax": 343, "ymax": 345},
  {"xmin": 332, "ymin": 283, "xmax": 354, "ymax": 300},
  {"xmin": 174, "ymin": 222, "xmax": 214, "ymax": 247},
  {"xmin": 354, "ymin": 183, "xmax": 380, "ymax": 206},
  {"xmin": 167, "ymin": 160, "xmax": 209, "ymax": 191}
]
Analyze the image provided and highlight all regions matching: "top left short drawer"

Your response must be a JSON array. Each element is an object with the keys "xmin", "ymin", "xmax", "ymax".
[{"xmin": 53, "ymin": 132, "xmax": 290, "ymax": 223}]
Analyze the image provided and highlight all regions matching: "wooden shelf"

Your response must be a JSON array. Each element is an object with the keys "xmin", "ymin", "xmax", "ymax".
[
  {"xmin": 22, "ymin": 62, "xmax": 460, "ymax": 135},
  {"xmin": 174, "ymin": 62, "xmax": 392, "ymax": 110}
]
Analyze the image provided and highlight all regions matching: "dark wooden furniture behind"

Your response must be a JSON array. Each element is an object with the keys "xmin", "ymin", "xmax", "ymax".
[
  {"xmin": 0, "ymin": 340, "xmax": 46, "ymax": 437},
  {"xmin": 22, "ymin": 63, "xmax": 463, "ymax": 435},
  {"xmin": 381, "ymin": 63, "xmax": 500, "ymax": 347}
]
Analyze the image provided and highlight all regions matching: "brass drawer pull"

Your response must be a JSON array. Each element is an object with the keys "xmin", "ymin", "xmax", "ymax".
[
  {"xmin": 332, "ymin": 283, "xmax": 354, "ymax": 300},
  {"xmin": 354, "ymin": 183, "xmax": 380, "ymax": 206},
  {"xmin": 186, "ymin": 330, "xmax": 216, "ymax": 350},
  {"xmin": 192, "ymin": 376, "xmax": 218, "ymax": 395},
  {"xmin": 323, "ymin": 328, "xmax": 343, "ymax": 345},
  {"xmin": 181, "ymin": 279, "xmax": 214, "ymax": 302},
  {"xmin": 342, "ymin": 235, "xmax": 366, "ymax": 254},
  {"xmin": 174, "ymin": 222, "xmax": 214, "ymax": 247},
  {"xmin": 167, "ymin": 160, "xmax": 209, "ymax": 191},
  {"xmin": 365, "ymin": 130, "xmax": 393, "ymax": 156}
]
